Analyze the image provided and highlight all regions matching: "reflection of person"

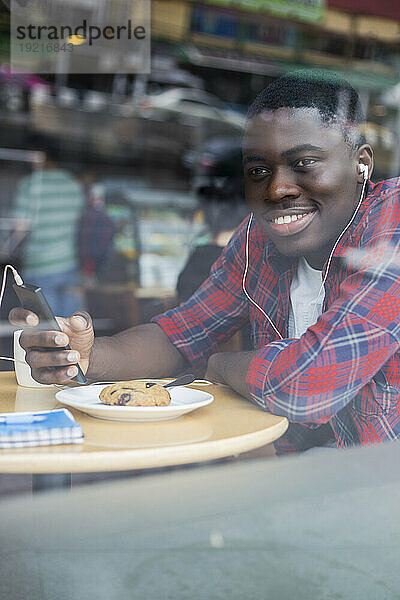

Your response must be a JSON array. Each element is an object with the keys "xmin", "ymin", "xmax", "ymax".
[
  {"xmin": 13, "ymin": 141, "xmax": 85, "ymax": 316},
  {"xmin": 11, "ymin": 71, "xmax": 400, "ymax": 455},
  {"xmin": 78, "ymin": 177, "xmax": 114, "ymax": 283},
  {"xmin": 177, "ymin": 199, "xmax": 248, "ymax": 303},
  {"xmin": 177, "ymin": 199, "xmax": 252, "ymax": 352}
]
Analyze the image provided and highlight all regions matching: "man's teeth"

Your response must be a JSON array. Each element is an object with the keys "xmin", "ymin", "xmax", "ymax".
[{"xmin": 273, "ymin": 213, "xmax": 311, "ymax": 225}]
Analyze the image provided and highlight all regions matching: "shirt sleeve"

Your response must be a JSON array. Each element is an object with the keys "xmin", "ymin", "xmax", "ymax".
[
  {"xmin": 153, "ymin": 221, "xmax": 250, "ymax": 371},
  {"xmin": 246, "ymin": 192, "xmax": 400, "ymax": 424}
]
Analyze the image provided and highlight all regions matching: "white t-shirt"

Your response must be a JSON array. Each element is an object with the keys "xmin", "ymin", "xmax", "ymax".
[{"xmin": 288, "ymin": 257, "xmax": 325, "ymax": 338}]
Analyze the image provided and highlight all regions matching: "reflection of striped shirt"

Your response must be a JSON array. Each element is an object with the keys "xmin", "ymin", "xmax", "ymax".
[{"xmin": 13, "ymin": 169, "xmax": 84, "ymax": 275}]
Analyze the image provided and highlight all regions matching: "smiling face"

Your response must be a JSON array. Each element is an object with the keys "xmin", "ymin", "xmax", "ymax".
[{"xmin": 243, "ymin": 107, "xmax": 372, "ymax": 268}]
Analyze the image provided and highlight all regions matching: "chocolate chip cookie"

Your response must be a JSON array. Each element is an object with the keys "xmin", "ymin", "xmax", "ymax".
[{"xmin": 99, "ymin": 381, "xmax": 171, "ymax": 407}]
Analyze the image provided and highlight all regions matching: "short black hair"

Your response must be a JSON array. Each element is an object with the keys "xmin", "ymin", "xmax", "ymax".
[{"xmin": 247, "ymin": 69, "xmax": 366, "ymax": 151}]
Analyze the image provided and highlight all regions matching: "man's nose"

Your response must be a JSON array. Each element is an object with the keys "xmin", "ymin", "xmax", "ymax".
[{"xmin": 267, "ymin": 168, "xmax": 300, "ymax": 203}]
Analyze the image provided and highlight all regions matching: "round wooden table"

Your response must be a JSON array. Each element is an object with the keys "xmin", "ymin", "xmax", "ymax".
[{"xmin": 0, "ymin": 372, "xmax": 288, "ymax": 474}]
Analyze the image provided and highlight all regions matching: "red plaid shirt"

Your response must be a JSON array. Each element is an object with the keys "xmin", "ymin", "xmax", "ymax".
[{"xmin": 153, "ymin": 178, "xmax": 400, "ymax": 454}]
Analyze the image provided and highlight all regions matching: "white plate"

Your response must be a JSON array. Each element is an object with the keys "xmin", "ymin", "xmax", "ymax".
[{"xmin": 56, "ymin": 383, "xmax": 214, "ymax": 422}]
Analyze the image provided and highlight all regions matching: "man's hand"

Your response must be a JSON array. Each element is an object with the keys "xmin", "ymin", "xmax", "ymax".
[
  {"xmin": 9, "ymin": 309, "xmax": 94, "ymax": 384},
  {"xmin": 205, "ymin": 351, "xmax": 256, "ymax": 400}
]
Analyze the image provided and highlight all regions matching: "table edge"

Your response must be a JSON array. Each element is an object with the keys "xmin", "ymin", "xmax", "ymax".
[{"xmin": 0, "ymin": 417, "xmax": 288, "ymax": 473}]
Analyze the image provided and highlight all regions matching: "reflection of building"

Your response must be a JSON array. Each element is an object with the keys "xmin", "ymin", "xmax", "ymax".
[
  {"xmin": 152, "ymin": 0, "xmax": 400, "ymax": 104},
  {"xmin": 151, "ymin": 0, "xmax": 400, "ymax": 175},
  {"xmin": 2, "ymin": 1, "xmax": 400, "ymax": 174}
]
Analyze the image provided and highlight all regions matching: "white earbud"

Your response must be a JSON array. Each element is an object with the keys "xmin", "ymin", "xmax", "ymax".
[{"xmin": 359, "ymin": 163, "xmax": 368, "ymax": 180}]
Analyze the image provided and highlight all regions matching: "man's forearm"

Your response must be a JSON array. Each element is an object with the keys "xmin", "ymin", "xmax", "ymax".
[
  {"xmin": 206, "ymin": 351, "xmax": 256, "ymax": 400},
  {"xmin": 86, "ymin": 323, "xmax": 188, "ymax": 381}
]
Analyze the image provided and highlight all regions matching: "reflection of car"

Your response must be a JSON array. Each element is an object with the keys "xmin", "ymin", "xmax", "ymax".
[
  {"xmin": 138, "ymin": 87, "xmax": 245, "ymax": 131},
  {"xmin": 99, "ymin": 176, "xmax": 198, "ymax": 210},
  {"xmin": 186, "ymin": 136, "xmax": 244, "ymax": 200},
  {"xmin": 145, "ymin": 69, "xmax": 204, "ymax": 94}
]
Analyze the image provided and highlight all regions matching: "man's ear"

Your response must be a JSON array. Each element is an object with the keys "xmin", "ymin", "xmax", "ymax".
[{"xmin": 356, "ymin": 144, "xmax": 374, "ymax": 182}]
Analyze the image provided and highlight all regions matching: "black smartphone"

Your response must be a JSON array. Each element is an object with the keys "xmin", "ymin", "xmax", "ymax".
[{"xmin": 13, "ymin": 282, "xmax": 87, "ymax": 384}]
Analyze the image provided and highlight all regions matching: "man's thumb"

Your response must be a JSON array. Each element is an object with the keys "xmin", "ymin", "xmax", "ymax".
[{"xmin": 70, "ymin": 312, "xmax": 90, "ymax": 331}]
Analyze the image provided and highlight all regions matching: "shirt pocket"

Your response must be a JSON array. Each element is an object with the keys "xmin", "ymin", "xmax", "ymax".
[{"xmin": 351, "ymin": 369, "xmax": 399, "ymax": 417}]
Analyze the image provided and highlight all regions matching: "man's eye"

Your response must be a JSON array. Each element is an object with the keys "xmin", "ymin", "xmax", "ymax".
[
  {"xmin": 295, "ymin": 158, "xmax": 317, "ymax": 168},
  {"xmin": 247, "ymin": 167, "xmax": 269, "ymax": 177}
]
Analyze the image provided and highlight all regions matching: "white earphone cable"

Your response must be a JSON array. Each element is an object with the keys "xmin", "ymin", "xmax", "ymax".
[
  {"xmin": 314, "ymin": 174, "xmax": 368, "ymax": 307},
  {"xmin": 0, "ymin": 264, "xmax": 24, "ymax": 364},
  {"xmin": 0, "ymin": 264, "xmax": 23, "ymax": 309},
  {"xmin": 242, "ymin": 214, "xmax": 284, "ymax": 340},
  {"xmin": 242, "ymin": 168, "xmax": 368, "ymax": 339}
]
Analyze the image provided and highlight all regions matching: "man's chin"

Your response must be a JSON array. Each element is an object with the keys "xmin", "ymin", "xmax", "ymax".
[
  {"xmin": 274, "ymin": 235, "xmax": 334, "ymax": 270},
  {"xmin": 271, "ymin": 235, "xmax": 320, "ymax": 257}
]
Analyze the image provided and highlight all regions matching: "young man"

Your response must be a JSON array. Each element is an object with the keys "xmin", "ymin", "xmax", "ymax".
[{"xmin": 11, "ymin": 71, "xmax": 400, "ymax": 454}]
